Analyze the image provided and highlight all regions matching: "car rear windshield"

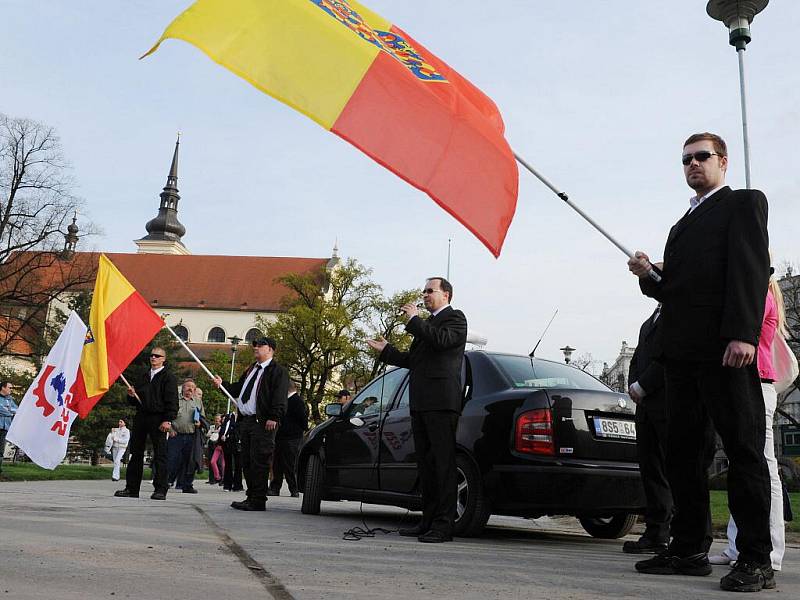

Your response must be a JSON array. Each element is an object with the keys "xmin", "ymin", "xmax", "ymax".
[{"xmin": 491, "ymin": 355, "xmax": 610, "ymax": 392}]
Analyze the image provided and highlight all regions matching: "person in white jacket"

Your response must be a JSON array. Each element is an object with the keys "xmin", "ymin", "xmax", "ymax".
[{"xmin": 105, "ymin": 420, "xmax": 131, "ymax": 481}]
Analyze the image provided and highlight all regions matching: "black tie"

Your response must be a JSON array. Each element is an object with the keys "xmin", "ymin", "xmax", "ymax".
[{"xmin": 240, "ymin": 365, "xmax": 262, "ymax": 404}]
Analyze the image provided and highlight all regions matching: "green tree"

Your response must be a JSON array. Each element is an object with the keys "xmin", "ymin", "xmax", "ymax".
[
  {"xmin": 343, "ymin": 288, "xmax": 420, "ymax": 387},
  {"xmin": 260, "ymin": 258, "xmax": 381, "ymax": 422}
]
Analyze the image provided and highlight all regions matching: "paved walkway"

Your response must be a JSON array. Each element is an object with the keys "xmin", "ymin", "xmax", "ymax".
[{"xmin": 1, "ymin": 480, "xmax": 797, "ymax": 599}]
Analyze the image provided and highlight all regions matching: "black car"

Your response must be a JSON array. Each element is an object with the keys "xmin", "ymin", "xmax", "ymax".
[{"xmin": 298, "ymin": 351, "xmax": 646, "ymax": 538}]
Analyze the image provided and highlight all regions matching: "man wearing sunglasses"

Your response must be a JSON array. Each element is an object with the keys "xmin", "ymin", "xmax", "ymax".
[
  {"xmin": 115, "ymin": 347, "xmax": 179, "ymax": 500},
  {"xmin": 213, "ymin": 337, "xmax": 288, "ymax": 511},
  {"xmin": 628, "ymin": 133, "xmax": 772, "ymax": 592},
  {"xmin": 368, "ymin": 277, "xmax": 467, "ymax": 543}
]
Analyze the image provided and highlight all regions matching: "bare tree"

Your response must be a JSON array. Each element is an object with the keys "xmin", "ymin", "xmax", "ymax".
[{"xmin": 0, "ymin": 113, "xmax": 96, "ymax": 360}]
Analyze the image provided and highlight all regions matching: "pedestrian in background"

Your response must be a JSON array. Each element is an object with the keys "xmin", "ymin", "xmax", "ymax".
[
  {"xmin": 105, "ymin": 419, "xmax": 130, "ymax": 482},
  {"xmin": 0, "ymin": 381, "xmax": 19, "ymax": 477},
  {"xmin": 269, "ymin": 381, "xmax": 308, "ymax": 497}
]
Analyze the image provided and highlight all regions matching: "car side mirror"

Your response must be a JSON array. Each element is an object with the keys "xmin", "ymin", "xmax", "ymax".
[{"xmin": 325, "ymin": 403, "xmax": 342, "ymax": 418}]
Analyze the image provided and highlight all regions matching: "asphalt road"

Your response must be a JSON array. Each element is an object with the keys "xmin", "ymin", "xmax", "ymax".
[{"xmin": 0, "ymin": 480, "xmax": 797, "ymax": 599}]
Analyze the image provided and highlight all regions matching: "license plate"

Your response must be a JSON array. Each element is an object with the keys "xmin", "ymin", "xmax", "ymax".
[{"xmin": 593, "ymin": 417, "xmax": 636, "ymax": 440}]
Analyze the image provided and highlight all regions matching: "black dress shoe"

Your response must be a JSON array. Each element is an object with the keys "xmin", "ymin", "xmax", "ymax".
[
  {"xmin": 720, "ymin": 560, "xmax": 776, "ymax": 592},
  {"xmin": 150, "ymin": 491, "xmax": 167, "ymax": 500},
  {"xmin": 418, "ymin": 530, "xmax": 452, "ymax": 543},
  {"xmin": 623, "ymin": 537, "xmax": 669, "ymax": 554},
  {"xmin": 635, "ymin": 551, "xmax": 712, "ymax": 576},
  {"xmin": 182, "ymin": 486, "xmax": 198, "ymax": 494},
  {"xmin": 231, "ymin": 499, "xmax": 266, "ymax": 511},
  {"xmin": 114, "ymin": 489, "xmax": 139, "ymax": 498},
  {"xmin": 231, "ymin": 499, "xmax": 251, "ymax": 509},
  {"xmin": 232, "ymin": 486, "xmax": 244, "ymax": 492},
  {"xmin": 399, "ymin": 524, "xmax": 429, "ymax": 537}
]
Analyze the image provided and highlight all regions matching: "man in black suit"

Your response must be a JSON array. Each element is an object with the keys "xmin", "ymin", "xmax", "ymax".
[
  {"xmin": 368, "ymin": 277, "xmax": 467, "ymax": 543},
  {"xmin": 115, "ymin": 347, "xmax": 178, "ymax": 500},
  {"xmin": 269, "ymin": 380, "xmax": 308, "ymax": 497},
  {"xmin": 629, "ymin": 133, "xmax": 772, "ymax": 592},
  {"xmin": 623, "ymin": 304, "xmax": 672, "ymax": 554},
  {"xmin": 213, "ymin": 337, "xmax": 288, "ymax": 511}
]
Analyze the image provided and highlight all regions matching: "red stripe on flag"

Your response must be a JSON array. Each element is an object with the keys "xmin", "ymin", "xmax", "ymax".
[
  {"xmin": 72, "ymin": 292, "xmax": 163, "ymax": 418},
  {"xmin": 331, "ymin": 35, "xmax": 518, "ymax": 257},
  {"xmin": 104, "ymin": 291, "xmax": 163, "ymax": 384}
]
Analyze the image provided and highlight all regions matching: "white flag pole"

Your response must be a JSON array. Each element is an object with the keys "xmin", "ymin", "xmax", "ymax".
[
  {"xmin": 513, "ymin": 152, "xmax": 662, "ymax": 283},
  {"xmin": 162, "ymin": 324, "xmax": 237, "ymax": 407}
]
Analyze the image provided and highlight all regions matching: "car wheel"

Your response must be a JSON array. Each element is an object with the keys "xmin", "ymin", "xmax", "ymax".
[
  {"xmin": 578, "ymin": 514, "xmax": 637, "ymax": 539},
  {"xmin": 301, "ymin": 454, "xmax": 323, "ymax": 515},
  {"xmin": 453, "ymin": 454, "xmax": 491, "ymax": 537}
]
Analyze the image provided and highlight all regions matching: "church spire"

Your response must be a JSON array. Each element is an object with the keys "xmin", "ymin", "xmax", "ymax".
[
  {"xmin": 61, "ymin": 211, "xmax": 79, "ymax": 259},
  {"xmin": 135, "ymin": 134, "xmax": 190, "ymax": 255}
]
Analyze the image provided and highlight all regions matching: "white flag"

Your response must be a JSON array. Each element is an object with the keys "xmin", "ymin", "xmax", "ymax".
[{"xmin": 7, "ymin": 311, "xmax": 88, "ymax": 469}]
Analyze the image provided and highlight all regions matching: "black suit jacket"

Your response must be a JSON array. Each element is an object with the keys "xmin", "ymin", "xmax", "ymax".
[
  {"xmin": 380, "ymin": 305, "xmax": 468, "ymax": 413},
  {"xmin": 640, "ymin": 186, "xmax": 769, "ymax": 361},
  {"xmin": 130, "ymin": 367, "xmax": 179, "ymax": 421},
  {"xmin": 628, "ymin": 307, "xmax": 665, "ymax": 414},
  {"xmin": 277, "ymin": 393, "xmax": 308, "ymax": 440},
  {"xmin": 224, "ymin": 361, "xmax": 289, "ymax": 425}
]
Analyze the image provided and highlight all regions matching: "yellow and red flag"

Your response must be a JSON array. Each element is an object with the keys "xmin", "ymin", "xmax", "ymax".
[
  {"xmin": 70, "ymin": 255, "xmax": 164, "ymax": 418},
  {"xmin": 143, "ymin": 0, "xmax": 518, "ymax": 257}
]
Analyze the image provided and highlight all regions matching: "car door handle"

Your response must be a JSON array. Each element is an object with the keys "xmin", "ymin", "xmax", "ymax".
[{"xmin": 368, "ymin": 423, "xmax": 379, "ymax": 432}]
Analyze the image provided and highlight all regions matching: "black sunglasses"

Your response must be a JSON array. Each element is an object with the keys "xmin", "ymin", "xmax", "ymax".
[
  {"xmin": 422, "ymin": 288, "xmax": 441, "ymax": 294},
  {"xmin": 682, "ymin": 151, "xmax": 721, "ymax": 165},
  {"xmin": 150, "ymin": 353, "xmax": 165, "ymax": 359}
]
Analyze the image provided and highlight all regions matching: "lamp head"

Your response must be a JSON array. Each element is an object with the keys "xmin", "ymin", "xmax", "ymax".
[{"xmin": 707, "ymin": 0, "xmax": 769, "ymax": 50}]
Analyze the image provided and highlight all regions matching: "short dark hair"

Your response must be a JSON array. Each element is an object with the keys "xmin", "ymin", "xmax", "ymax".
[
  {"xmin": 1, "ymin": 381, "xmax": 12, "ymax": 390},
  {"xmin": 683, "ymin": 132, "xmax": 727, "ymax": 157},
  {"xmin": 337, "ymin": 389, "xmax": 351, "ymax": 398},
  {"xmin": 427, "ymin": 277, "xmax": 453, "ymax": 302}
]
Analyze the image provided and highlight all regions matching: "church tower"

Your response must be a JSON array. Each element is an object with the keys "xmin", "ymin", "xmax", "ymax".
[{"xmin": 135, "ymin": 135, "xmax": 190, "ymax": 255}]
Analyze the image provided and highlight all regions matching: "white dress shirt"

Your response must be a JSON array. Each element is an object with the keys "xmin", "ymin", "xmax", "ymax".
[
  {"xmin": 688, "ymin": 185, "xmax": 724, "ymax": 214},
  {"xmin": 149, "ymin": 366, "xmax": 165, "ymax": 380},
  {"xmin": 237, "ymin": 358, "xmax": 272, "ymax": 415}
]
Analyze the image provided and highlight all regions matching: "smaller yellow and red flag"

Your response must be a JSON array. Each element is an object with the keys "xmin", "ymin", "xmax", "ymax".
[{"xmin": 70, "ymin": 254, "xmax": 164, "ymax": 418}]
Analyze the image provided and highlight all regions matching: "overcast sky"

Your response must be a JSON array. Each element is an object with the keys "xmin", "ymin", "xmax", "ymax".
[{"xmin": 3, "ymin": 1, "xmax": 798, "ymax": 370}]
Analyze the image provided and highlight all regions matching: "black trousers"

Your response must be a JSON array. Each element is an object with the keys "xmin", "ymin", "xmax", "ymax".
[
  {"xmin": 664, "ymin": 360, "xmax": 772, "ymax": 563},
  {"xmin": 411, "ymin": 410, "xmax": 459, "ymax": 535},
  {"xmin": 126, "ymin": 412, "xmax": 168, "ymax": 494},
  {"xmin": 270, "ymin": 436, "xmax": 302, "ymax": 494},
  {"xmin": 238, "ymin": 416, "xmax": 276, "ymax": 503},
  {"xmin": 222, "ymin": 441, "xmax": 243, "ymax": 490},
  {"xmin": 634, "ymin": 402, "xmax": 673, "ymax": 542}
]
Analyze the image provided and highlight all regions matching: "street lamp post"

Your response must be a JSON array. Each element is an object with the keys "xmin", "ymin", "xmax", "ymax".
[
  {"xmin": 226, "ymin": 335, "xmax": 242, "ymax": 412},
  {"xmin": 560, "ymin": 345, "xmax": 575, "ymax": 365},
  {"xmin": 706, "ymin": 0, "xmax": 769, "ymax": 189}
]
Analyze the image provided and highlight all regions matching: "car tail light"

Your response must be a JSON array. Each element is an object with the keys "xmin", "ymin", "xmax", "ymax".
[{"xmin": 515, "ymin": 408, "xmax": 554, "ymax": 455}]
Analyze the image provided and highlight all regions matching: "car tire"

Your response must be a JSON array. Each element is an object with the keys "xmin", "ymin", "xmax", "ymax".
[
  {"xmin": 578, "ymin": 514, "xmax": 637, "ymax": 539},
  {"xmin": 301, "ymin": 454, "xmax": 323, "ymax": 515},
  {"xmin": 453, "ymin": 454, "xmax": 491, "ymax": 537}
]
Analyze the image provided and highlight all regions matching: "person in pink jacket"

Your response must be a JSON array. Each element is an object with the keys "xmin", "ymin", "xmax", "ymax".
[{"xmin": 710, "ymin": 273, "xmax": 786, "ymax": 571}]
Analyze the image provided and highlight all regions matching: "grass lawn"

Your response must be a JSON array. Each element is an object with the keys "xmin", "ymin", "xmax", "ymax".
[
  {"xmin": 711, "ymin": 489, "xmax": 800, "ymax": 534},
  {"xmin": 0, "ymin": 463, "xmax": 213, "ymax": 482}
]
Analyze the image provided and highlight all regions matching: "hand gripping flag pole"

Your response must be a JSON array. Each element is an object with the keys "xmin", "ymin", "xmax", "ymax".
[
  {"xmin": 513, "ymin": 152, "xmax": 662, "ymax": 283},
  {"xmin": 162, "ymin": 323, "xmax": 237, "ymax": 412}
]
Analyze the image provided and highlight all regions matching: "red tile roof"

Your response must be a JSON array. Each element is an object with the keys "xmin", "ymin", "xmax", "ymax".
[
  {"xmin": 102, "ymin": 253, "xmax": 329, "ymax": 312},
  {"xmin": 3, "ymin": 252, "xmax": 330, "ymax": 312}
]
